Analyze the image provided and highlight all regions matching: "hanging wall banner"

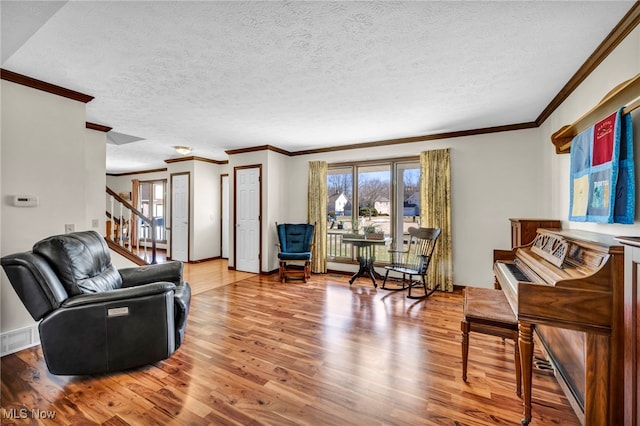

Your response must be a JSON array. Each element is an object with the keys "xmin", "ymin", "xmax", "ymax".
[{"xmin": 569, "ymin": 108, "xmax": 634, "ymax": 224}]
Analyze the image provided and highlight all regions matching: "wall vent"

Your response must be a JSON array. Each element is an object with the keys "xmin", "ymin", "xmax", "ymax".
[{"xmin": 0, "ymin": 325, "xmax": 40, "ymax": 356}]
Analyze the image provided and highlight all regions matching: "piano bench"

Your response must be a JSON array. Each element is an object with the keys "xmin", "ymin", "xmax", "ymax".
[{"xmin": 461, "ymin": 287, "xmax": 521, "ymax": 397}]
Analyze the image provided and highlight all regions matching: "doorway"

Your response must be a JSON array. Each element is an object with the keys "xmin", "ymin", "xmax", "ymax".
[
  {"xmin": 221, "ymin": 174, "xmax": 229, "ymax": 259},
  {"xmin": 137, "ymin": 179, "xmax": 167, "ymax": 243},
  {"xmin": 234, "ymin": 166, "xmax": 261, "ymax": 273},
  {"xmin": 171, "ymin": 172, "xmax": 190, "ymax": 262}
]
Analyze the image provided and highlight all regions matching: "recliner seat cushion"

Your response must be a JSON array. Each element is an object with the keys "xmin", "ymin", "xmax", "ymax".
[{"xmin": 33, "ymin": 231, "xmax": 122, "ymax": 295}]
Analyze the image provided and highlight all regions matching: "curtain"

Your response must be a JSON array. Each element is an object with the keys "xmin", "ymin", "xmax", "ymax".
[
  {"xmin": 307, "ymin": 161, "xmax": 328, "ymax": 273},
  {"xmin": 420, "ymin": 149, "xmax": 453, "ymax": 292}
]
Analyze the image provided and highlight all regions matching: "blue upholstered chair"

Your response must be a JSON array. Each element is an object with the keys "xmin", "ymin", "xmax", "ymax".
[{"xmin": 276, "ymin": 223, "xmax": 315, "ymax": 283}]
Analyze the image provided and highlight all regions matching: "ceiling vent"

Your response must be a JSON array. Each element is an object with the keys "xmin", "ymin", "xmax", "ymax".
[{"xmin": 107, "ymin": 131, "xmax": 145, "ymax": 145}]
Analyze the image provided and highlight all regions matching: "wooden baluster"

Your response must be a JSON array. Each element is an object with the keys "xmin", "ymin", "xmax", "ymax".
[
  {"xmin": 131, "ymin": 209, "xmax": 137, "ymax": 258},
  {"xmin": 150, "ymin": 217, "xmax": 157, "ymax": 264},
  {"xmin": 136, "ymin": 219, "xmax": 141, "ymax": 260},
  {"xmin": 122, "ymin": 208, "xmax": 133, "ymax": 249},
  {"xmin": 122, "ymin": 207, "xmax": 133, "ymax": 249},
  {"xmin": 118, "ymin": 201, "xmax": 124, "ymax": 245},
  {"xmin": 110, "ymin": 196, "xmax": 115, "ymax": 240},
  {"xmin": 327, "ymin": 234, "xmax": 336, "ymax": 257},
  {"xmin": 143, "ymin": 222, "xmax": 149, "ymax": 262}
]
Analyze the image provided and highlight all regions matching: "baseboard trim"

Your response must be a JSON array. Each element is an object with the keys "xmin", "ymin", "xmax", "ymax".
[
  {"xmin": 326, "ymin": 268, "xmax": 354, "ymax": 276},
  {"xmin": 1, "ymin": 324, "xmax": 40, "ymax": 356},
  {"xmin": 188, "ymin": 256, "xmax": 221, "ymax": 264}
]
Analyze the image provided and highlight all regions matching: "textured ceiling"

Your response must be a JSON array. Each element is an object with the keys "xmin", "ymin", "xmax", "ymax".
[{"xmin": 1, "ymin": 1, "xmax": 636, "ymax": 173}]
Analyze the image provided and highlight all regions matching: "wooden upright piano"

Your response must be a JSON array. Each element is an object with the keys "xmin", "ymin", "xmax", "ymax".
[{"xmin": 493, "ymin": 228, "xmax": 624, "ymax": 426}]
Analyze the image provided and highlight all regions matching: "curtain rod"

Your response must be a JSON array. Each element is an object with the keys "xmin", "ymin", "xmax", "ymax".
[{"xmin": 551, "ymin": 73, "xmax": 640, "ymax": 154}]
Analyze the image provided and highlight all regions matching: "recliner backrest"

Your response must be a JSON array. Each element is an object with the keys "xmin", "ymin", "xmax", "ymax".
[
  {"xmin": 277, "ymin": 223, "xmax": 314, "ymax": 253},
  {"xmin": 33, "ymin": 230, "xmax": 122, "ymax": 295}
]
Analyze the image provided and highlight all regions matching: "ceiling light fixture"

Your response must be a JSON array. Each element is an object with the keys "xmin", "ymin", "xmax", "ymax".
[{"xmin": 174, "ymin": 146, "xmax": 191, "ymax": 155}]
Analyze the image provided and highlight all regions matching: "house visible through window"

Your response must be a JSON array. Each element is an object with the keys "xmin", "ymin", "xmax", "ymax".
[
  {"xmin": 327, "ymin": 157, "xmax": 419, "ymax": 264},
  {"xmin": 138, "ymin": 180, "xmax": 167, "ymax": 243}
]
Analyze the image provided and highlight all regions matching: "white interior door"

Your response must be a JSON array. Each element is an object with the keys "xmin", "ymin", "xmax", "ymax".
[
  {"xmin": 221, "ymin": 174, "xmax": 229, "ymax": 259},
  {"xmin": 171, "ymin": 173, "xmax": 189, "ymax": 262},
  {"xmin": 235, "ymin": 167, "xmax": 260, "ymax": 273}
]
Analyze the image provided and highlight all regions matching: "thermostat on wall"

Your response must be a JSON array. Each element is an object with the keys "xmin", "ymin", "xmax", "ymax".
[{"xmin": 13, "ymin": 195, "xmax": 39, "ymax": 207}]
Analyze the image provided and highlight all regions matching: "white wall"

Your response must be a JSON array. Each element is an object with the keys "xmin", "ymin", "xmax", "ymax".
[
  {"xmin": 85, "ymin": 128, "xmax": 107, "ymax": 232},
  {"xmin": 283, "ymin": 128, "xmax": 545, "ymax": 287},
  {"xmin": 265, "ymin": 150, "xmax": 290, "ymax": 272},
  {"xmin": 544, "ymin": 25, "xmax": 640, "ymax": 236},
  {"xmin": 227, "ymin": 129, "xmax": 545, "ymax": 286},
  {"xmin": 1, "ymin": 80, "xmax": 105, "ymax": 341},
  {"xmin": 192, "ymin": 160, "xmax": 222, "ymax": 260}
]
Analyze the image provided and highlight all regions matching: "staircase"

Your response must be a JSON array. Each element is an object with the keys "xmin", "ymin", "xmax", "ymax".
[{"xmin": 105, "ymin": 186, "xmax": 158, "ymax": 265}]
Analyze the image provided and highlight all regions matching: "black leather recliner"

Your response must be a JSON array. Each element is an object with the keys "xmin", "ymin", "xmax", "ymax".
[{"xmin": 1, "ymin": 230, "xmax": 191, "ymax": 375}]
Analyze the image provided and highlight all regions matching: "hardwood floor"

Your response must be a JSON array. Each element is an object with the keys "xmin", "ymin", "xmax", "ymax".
[
  {"xmin": 183, "ymin": 260, "xmax": 255, "ymax": 295},
  {"xmin": 1, "ymin": 261, "xmax": 580, "ymax": 425}
]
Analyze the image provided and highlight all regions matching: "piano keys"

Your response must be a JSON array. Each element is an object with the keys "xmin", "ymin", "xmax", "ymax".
[{"xmin": 493, "ymin": 228, "xmax": 624, "ymax": 426}]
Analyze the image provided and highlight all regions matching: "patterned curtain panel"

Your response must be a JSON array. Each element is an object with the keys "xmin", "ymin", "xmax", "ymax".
[
  {"xmin": 307, "ymin": 161, "xmax": 328, "ymax": 273},
  {"xmin": 420, "ymin": 149, "xmax": 453, "ymax": 292}
]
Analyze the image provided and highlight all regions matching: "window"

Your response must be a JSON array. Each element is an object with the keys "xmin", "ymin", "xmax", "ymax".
[
  {"xmin": 327, "ymin": 166, "xmax": 354, "ymax": 258},
  {"xmin": 395, "ymin": 162, "xmax": 421, "ymax": 251},
  {"xmin": 138, "ymin": 180, "xmax": 167, "ymax": 242},
  {"xmin": 327, "ymin": 157, "xmax": 419, "ymax": 264}
]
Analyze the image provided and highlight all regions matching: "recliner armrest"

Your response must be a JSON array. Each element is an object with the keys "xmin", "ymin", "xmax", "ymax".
[
  {"xmin": 119, "ymin": 261, "xmax": 183, "ymax": 288},
  {"xmin": 41, "ymin": 283, "xmax": 177, "ymax": 375},
  {"xmin": 172, "ymin": 281, "xmax": 191, "ymax": 348},
  {"xmin": 62, "ymin": 282, "xmax": 176, "ymax": 308}
]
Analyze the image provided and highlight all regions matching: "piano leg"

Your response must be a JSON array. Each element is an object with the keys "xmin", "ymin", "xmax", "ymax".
[
  {"xmin": 519, "ymin": 321, "xmax": 535, "ymax": 426},
  {"xmin": 461, "ymin": 319, "xmax": 470, "ymax": 382}
]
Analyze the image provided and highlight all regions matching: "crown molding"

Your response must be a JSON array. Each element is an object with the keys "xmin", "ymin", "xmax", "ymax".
[
  {"xmin": 165, "ymin": 155, "xmax": 228, "ymax": 165},
  {"xmin": 107, "ymin": 168, "xmax": 168, "ymax": 177},
  {"xmin": 289, "ymin": 122, "xmax": 537, "ymax": 156},
  {"xmin": 225, "ymin": 144, "xmax": 291, "ymax": 156},
  {"xmin": 86, "ymin": 122, "xmax": 112, "ymax": 132},
  {"xmin": 222, "ymin": 123, "xmax": 536, "ymax": 158},
  {"xmin": 1, "ymin": 68, "xmax": 94, "ymax": 103}
]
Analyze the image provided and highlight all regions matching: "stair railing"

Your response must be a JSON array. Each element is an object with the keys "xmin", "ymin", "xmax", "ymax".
[{"xmin": 105, "ymin": 187, "xmax": 157, "ymax": 264}]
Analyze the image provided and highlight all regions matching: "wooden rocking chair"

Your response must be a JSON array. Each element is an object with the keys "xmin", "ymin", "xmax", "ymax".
[{"xmin": 381, "ymin": 227, "xmax": 441, "ymax": 298}]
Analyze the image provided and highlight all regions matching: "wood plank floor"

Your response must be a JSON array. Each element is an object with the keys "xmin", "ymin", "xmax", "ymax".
[{"xmin": 1, "ymin": 261, "xmax": 580, "ymax": 425}]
